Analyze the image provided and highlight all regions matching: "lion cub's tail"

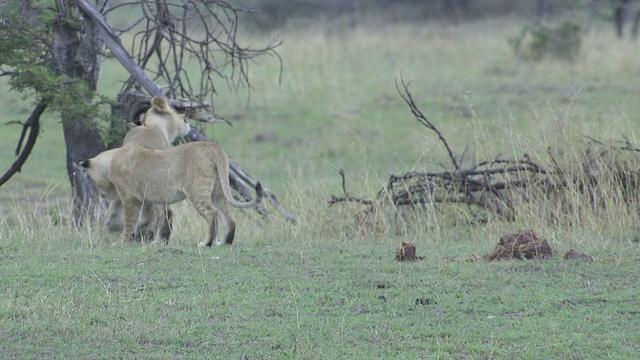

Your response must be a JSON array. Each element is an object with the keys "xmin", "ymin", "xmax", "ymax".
[
  {"xmin": 226, "ymin": 181, "xmax": 264, "ymax": 209},
  {"xmin": 213, "ymin": 147, "xmax": 264, "ymax": 209}
]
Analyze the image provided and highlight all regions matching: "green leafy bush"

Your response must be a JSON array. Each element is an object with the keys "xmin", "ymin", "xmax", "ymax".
[{"xmin": 508, "ymin": 21, "xmax": 581, "ymax": 62}]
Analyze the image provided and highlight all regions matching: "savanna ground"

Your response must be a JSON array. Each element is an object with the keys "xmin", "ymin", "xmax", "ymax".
[{"xmin": 1, "ymin": 15, "xmax": 640, "ymax": 358}]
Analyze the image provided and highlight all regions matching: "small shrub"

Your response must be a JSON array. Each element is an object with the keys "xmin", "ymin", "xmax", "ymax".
[{"xmin": 508, "ymin": 21, "xmax": 581, "ymax": 62}]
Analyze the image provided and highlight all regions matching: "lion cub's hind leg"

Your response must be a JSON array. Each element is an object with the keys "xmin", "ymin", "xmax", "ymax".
[
  {"xmin": 213, "ymin": 190, "xmax": 236, "ymax": 245},
  {"xmin": 191, "ymin": 190, "xmax": 222, "ymax": 248},
  {"xmin": 157, "ymin": 207, "xmax": 173, "ymax": 243}
]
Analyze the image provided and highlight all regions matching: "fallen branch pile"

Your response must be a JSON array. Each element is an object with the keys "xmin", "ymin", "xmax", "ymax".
[{"xmin": 329, "ymin": 76, "xmax": 640, "ymax": 231}]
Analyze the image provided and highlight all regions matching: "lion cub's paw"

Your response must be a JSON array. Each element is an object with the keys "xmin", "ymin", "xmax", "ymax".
[
  {"xmin": 111, "ymin": 241, "xmax": 130, "ymax": 248},
  {"xmin": 197, "ymin": 241, "xmax": 210, "ymax": 249}
]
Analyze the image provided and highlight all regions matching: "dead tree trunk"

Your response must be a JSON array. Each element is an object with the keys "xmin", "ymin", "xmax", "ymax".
[
  {"xmin": 615, "ymin": 0, "xmax": 631, "ymax": 38},
  {"xmin": 53, "ymin": 0, "xmax": 106, "ymax": 226}
]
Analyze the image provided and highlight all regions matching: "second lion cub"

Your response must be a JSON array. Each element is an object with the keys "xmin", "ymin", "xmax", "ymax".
[
  {"xmin": 105, "ymin": 96, "xmax": 190, "ymax": 242},
  {"xmin": 82, "ymin": 141, "xmax": 263, "ymax": 247}
]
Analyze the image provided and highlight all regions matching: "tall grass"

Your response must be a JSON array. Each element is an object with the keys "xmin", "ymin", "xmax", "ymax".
[{"xmin": 4, "ymin": 18, "xmax": 640, "ymax": 247}]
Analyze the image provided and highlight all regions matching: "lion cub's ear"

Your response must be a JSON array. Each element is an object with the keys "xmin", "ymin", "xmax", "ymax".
[
  {"xmin": 135, "ymin": 113, "xmax": 145, "ymax": 126},
  {"xmin": 151, "ymin": 96, "xmax": 171, "ymax": 113},
  {"xmin": 80, "ymin": 159, "xmax": 91, "ymax": 169}
]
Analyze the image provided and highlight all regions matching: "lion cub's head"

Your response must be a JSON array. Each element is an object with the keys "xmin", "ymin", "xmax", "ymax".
[
  {"xmin": 141, "ymin": 96, "xmax": 190, "ymax": 140},
  {"xmin": 80, "ymin": 148, "xmax": 119, "ymax": 196}
]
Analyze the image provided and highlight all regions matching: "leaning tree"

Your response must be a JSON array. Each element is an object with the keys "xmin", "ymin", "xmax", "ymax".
[{"xmin": 0, "ymin": 0, "xmax": 292, "ymax": 225}]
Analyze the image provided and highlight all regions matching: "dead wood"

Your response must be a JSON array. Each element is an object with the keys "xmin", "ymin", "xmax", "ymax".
[
  {"xmin": 330, "ymin": 76, "xmax": 640, "ymax": 233},
  {"xmin": 396, "ymin": 75, "xmax": 459, "ymax": 170},
  {"xmin": 329, "ymin": 77, "xmax": 555, "ymax": 227}
]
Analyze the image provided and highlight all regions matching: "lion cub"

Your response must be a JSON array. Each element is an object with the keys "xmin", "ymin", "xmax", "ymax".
[
  {"xmin": 104, "ymin": 96, "xmax": 190, "ymax": 241},
  {"xmin": 82, "ymin": 141, "xmax": 263, "ymax": 247}
]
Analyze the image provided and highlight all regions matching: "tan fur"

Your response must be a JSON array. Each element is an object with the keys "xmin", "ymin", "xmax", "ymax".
[
  {"xmin": 100, "ymin": 96, "xmax": 190, "ymax": 242},
  {"xmin": 83, "ymin": 141, "xmax": 263, "ymax": 247}
]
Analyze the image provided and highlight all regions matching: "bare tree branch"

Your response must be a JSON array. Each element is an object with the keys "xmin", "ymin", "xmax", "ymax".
[
  {"xmin": 71, "ymin": 0, "xmax": 164, "ymax": 96},
  {"xmin": 102, "ymin": 0, "xmax": 282, "ymax": 109},
  {"xmin": 586, "ymin": 135, "xmax": 640, "ymax": 153},
  {"xmin": 0, "ymin": 100, "xmax": 47, "ymax": 187},
  {"xmin": 396, "ymin": 75, "xmax": 459, "ymax": 170},
  {"xmin": 328, "ymin": 169, "xmax": 374, "ymax": 207}
]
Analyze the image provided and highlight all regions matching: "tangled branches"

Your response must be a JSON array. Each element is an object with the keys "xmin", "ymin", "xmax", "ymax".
[
  {"xmin": 330, "ymin": 77, "xmax": 554, "ymax": 223},
  {"xmin": 379, "ymin": 156, "xmax": 551, "ymax": 222},
  {"xmin": 330, "ymin": 77, "xmax": 640, "ymax": 232},
  {"xmin": 104, "ymin": 0, "xmax": 281, "ymax": 107}
]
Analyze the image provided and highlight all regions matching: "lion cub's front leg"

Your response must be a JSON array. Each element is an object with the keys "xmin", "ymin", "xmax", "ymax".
[
  {"xmin": 119, "ymin": 198, "xmax": 143, "ymax": 245},
  {"xmin": 149, "ymin": 206, "xmax": 173, "ymax": 246},
  {"xmin": 105, "ymin": 198, "xmax": 124, "ymax": 233}
]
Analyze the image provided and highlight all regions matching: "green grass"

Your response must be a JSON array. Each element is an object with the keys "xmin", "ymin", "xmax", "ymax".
[
  {"xmin": 2, "ymin": 18, "xmax": 640, "ymax": 358},
  {"xmin": 1, "ymin": 221, "xmax": 639, "ymax": 358}
]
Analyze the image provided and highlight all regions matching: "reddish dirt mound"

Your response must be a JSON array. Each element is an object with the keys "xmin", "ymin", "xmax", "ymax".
[
  {"xmin": 484, "ymin": 229, "xmax": 553, "ymax": 261},
  {"xmin": 395, "ymin": 241, "xmax": 424, "ymax": 261}
]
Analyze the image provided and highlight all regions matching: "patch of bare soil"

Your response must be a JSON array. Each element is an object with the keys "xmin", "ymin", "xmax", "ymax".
[
  {"xmin": 484, "ymin": 229, "xmax": 553, "ymax": 261},
  {"xmin": 563, "ymin": 248, "xmax": 594, "ymax": 261},
  {"xmin": 448, "ymin": 253, "xmax": 482, "ymax": 263}
]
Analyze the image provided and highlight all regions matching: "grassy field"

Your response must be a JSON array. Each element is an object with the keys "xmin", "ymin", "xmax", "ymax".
[{"xmin": 2, "ymin": 17, "xmax": 640, "ymax": 358}]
